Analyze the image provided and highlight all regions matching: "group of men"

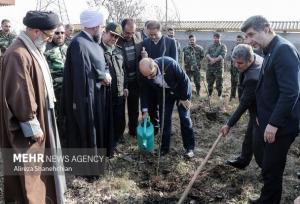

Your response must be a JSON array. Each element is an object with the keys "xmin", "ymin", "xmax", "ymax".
[
  {"xmin": 220, "ymin": 16, "xmax": 300, "ymax": 204},
  {"xmin": 0, "ymin": 6, "xmax": 299, "ymax": 204},
  {"xmin": 0, "ymin": 7, "xmax": 197, "ymax": 203}
]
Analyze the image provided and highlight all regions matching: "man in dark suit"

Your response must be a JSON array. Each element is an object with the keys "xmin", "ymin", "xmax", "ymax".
[
  {"xmin": 139, "ymin": 57, "xmax": 195, "ymax": 157},
  {"xmin": 220, "ymin": 44, "xmax": 263, "ymax": 169},
  {"xmin": 140, "ymin": 20, "xmax": 178, "ymax": 135},
  {"xmin": 241, "ymin": 15, "xmax": 300, "ymax": 204}
]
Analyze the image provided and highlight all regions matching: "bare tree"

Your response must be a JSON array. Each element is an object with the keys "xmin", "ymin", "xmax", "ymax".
[
  {"xmin": 143, "ymin": 1, "xmax": 181, "ymax": 27},
  {"xmin": 87, "ymin": 0, "xmax": 146, "ymax": 23}
]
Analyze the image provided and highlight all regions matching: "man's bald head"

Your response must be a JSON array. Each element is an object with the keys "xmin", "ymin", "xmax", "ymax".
[{"xmin": 139, "ymin": 58, "xmax": 157, "ymax": 79}]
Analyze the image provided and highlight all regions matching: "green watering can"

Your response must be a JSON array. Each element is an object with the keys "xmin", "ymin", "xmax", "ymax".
[{"xmin": 136, "ymin": 117, "xmax": 154, "ymax": 152}]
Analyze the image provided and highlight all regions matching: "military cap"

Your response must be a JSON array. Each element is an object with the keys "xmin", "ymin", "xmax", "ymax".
[
  {"xmin": 105, "ymin": 22, "xmax": 123, "ymax": 38},
  {"xmin": 23, "ymin": 11, "xmax": 60, "ymax": 30}
]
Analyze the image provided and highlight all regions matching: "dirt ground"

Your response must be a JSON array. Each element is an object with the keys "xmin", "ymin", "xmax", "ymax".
[{"xmin": 1, "ymin": 72, "xmax": 300, "ymax": 203}]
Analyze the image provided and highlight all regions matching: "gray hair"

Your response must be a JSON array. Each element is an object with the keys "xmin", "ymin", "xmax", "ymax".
[
  {"xmin": 146, "ymin": 20, "xmax": 161, "ymax": 30},
  {"xmin": 241, "ymin": 15, "xmax": 271, "ymax": 32},
  {"xmin": 231, "ymin": 44, "xmax": 254, "ymax": 62},
  {"xmin": 64, "ymin": 24, "xmax": 74, "ymax": 29}
]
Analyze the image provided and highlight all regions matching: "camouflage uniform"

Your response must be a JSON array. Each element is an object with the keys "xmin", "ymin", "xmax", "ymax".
[
  {"xmin": 0, "ymin": 30, "xmax": 16, "ymax": 56},
  {"xmin": 206, "ymin": 42, "xmax": 227, "ymax": 96},
  {"xmin": 44, "ymin": 42, "xmax": 68, "ymax": 137},
  {"xmin": 230, "ymin": 47, "xmax": 239, "ymax": 99},
  {"xmin": 44, "ymin": 42, "xmax": 68, "ymax": 71},
  {"xmin": 44, "ymin": 42, "xmax": 67, "ymax": 102},
  {"xmin": 183, "ymin": 44, "xmax": 204, "ymax": 95}
]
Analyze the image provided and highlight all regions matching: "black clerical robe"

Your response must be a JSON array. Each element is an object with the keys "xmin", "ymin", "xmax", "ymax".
[{"xmin": 61, "ymin": 31, "xmax": 114, "ymax": 157}]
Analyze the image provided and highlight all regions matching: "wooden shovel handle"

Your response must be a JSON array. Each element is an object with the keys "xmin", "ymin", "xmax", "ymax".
[{"xmin": 177, "ymin": 133, "xmax": 223, "ymax": 204}]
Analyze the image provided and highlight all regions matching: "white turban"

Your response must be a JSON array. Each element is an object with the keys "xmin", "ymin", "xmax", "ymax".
[{"xmin": 80, "ymin": 6, "xmax": 109, "ymax": 28}]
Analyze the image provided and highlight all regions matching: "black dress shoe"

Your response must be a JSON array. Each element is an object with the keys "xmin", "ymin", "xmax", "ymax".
[
  {"xmin": 297, "ymin": 171, "xmax": 300, "ymax": 179},
  {"xmin": 225, "ymin": 158, "xmax": 248, "ymax": 169}
]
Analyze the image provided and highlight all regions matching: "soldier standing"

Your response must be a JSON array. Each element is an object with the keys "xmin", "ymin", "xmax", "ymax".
[
  {"xmin": 0, "ymin": 19, "xmax": 16, "ymax": 56},
  {"xmin": 44, "ymin": 23, "xmax": 68, "ymax": 143},
  {"xmin": 44, "ymin": 23, "xmax": 68, "ymax": 72},
  {"xmin": 183, "ymin": 34, "xmax": 204, "ymax": 96},
  {"xmin": 100, "ymin": 22, "xmax": 127, "ymax": 149},
  {"xmin": 206, "ymin": 32, "xmax": 227, "ymax": 98},
  {"xmin": 44, "ymin": 23, "xmax": 68, "ymax": 97},
  {"xmin": 230, "ymin": 34, "xmax": 245, "ymax": 100}
]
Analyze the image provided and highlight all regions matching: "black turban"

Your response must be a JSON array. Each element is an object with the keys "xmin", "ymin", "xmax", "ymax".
[{"xmin": 23, "ymin": 11, "xmax": 60, "ymax": 30}]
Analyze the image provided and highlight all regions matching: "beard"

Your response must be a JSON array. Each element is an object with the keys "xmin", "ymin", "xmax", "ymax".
[
  {"xmin": 93, "ymin": 30, "xmax": 102, "ymax": 43},
  {"xmin": 34, "ymin": 34, "xmax": 47, "ymax": 53}
]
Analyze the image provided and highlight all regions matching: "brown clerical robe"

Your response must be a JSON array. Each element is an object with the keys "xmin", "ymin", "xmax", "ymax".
[{"xmin": 0, "ymin": 38, "xmax": 65, "ymax": 203}]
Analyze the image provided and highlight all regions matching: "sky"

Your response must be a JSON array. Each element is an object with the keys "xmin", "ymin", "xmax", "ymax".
[{"xmin": 1, "ymin": 0, "xmax": 300, "ymax": 31}]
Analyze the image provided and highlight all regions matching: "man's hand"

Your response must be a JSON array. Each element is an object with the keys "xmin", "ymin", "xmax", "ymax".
[
  {"xmin": 124, "ymin": 89, "xmax": 129, "ymax": 97},
  {"xmin": 141, "ymin": 47, "xmax": 148, "ymax": 58},
  {"xmin": 264, "ymin": 124, "xmax": 278, "ymax": 143},
  {"xmin": 219, "ymin": 125, "xmax": 230, "ymax": 137},
  {"xmin": 207, "ymin": 56, "xmax": 213, "ymax": 64},
  {"xmin": 142, "ymin": 111, "xmax": 148, "ymax": 120},
  {"xmin": 208, "ymin": 57, "xmax": 215, "ymax": 65},
  {"xmin": 178, "ymin": 99, "xmax": 192, "ymax": 110},
  {"xmin": 31, "ymin": 131, "xmax": 44, "ymax": 145},
  {"xmin": 210, "ymin": 58, "xmax": 218, "ymax": 64},
  {"xmin": 102, "ymin": 73, "xmax": 112, "ymax": 86}
]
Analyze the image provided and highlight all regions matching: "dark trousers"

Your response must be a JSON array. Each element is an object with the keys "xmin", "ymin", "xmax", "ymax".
[
  {"xmin": 147, "ymin": 86, "xmax": 160, "ymax": 135},
  {"xmin": 206, "ymin": 66, "xmax": 223, "ymax": 96},
  {"xmin": 253, "ymin": 123, "xmax": 296, "ymax": 204},
  {"xmin": 230, "ymin": 73, "xmax": 239, "ymax": 98},
  {"xmin": 253, "ymin": 123, "xmax": 264, "ymax": 168},
  {"xmin": 159, "ymin": 91, "xmax": 195, "ymax": 152},
  {"xmin": 238, "ymin": 115, "xmax": 255, "ymax": 165},
  {"xmin": 127, "ymin": 81, "xmax": 140, "ymax": 136},
  {"xmin": 112, "ymin": 96, "xmax": 126, "ymax": 147}
]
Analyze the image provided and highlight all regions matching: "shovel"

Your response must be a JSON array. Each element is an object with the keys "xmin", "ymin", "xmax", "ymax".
[{"xmin": 177, "ymin": 133, "xmax": 223, "ymax": 204}]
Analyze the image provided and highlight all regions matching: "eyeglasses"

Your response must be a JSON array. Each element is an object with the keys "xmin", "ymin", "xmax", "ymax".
[{"xmin": 55, "ymin": 31, "xmax": 65, "ymax": 35}]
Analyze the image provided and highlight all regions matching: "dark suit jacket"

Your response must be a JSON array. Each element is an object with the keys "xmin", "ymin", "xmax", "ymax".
[
  {"xmin": 140, "ymin": 57, "xmax": 192, "ymax": 109},
  {"xmin": 227, "ymin": 54, "xmax": 263, "ymax": 127},
  {"xmin": 256, "ymin": 35, "xmax": 300, "ymax": 136},
  {"xmin": 142, "ymin": 35, "xmax": 178, "ymax": 61}
]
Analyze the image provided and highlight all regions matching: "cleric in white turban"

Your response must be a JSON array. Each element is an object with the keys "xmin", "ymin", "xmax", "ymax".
[
  {"xmin": 62, "ymin": 6, "xmax": 115, "ymax": 159},
  {"xmin": 80, "ymin": 6, "xmax": 109, "ymax": 28}
]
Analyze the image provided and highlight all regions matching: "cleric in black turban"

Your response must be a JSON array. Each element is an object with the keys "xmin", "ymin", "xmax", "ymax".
[{"xmin": 23, "ymin": 10, "xmax": 60, "ymax": 30}]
